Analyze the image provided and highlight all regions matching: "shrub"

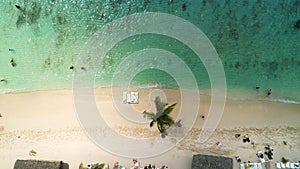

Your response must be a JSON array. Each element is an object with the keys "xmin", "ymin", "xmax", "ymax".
[
  {"xmin": 281, "ymin": 157, "xmax": 289, "ymax": 163},
  {"xmin": 92, "ymin": 163, "xmax": 105, "ymax": 169},
  {"xmin": 79, "ymin": 162, "xmax": 88, "ymax": 169}
]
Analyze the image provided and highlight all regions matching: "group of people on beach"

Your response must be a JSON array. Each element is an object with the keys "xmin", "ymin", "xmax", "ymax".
[
  {"xmin": 255, "ymin": 145, "xmax": 274, "ymax": 163},
  {"xmin": 235, "ymin": 144, "xmax": 275, "ymax": 165},
  {"xmin": 109, "ymin": 160, "xmax": 169, "ymax": 169},
  {"xmin": 242, "ymin": 134, "xmax": 251, "ymax": 143},
  {"xmin": 131, "ymin": 159, "xmax": 169, "ymax": 169},
  {"xmin": 235, "ymin": 133, "xmax": 251, "ymax": 143},
  {"xmin": 264, "ymin": 145, "xmax": 274, "ymax": 160}
]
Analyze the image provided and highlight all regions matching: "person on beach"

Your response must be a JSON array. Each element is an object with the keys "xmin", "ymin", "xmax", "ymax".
[
  {"xmin": 245, "ymin": 134, "xmax": 250, "ymax": 142},
  {"xmin": 242, "ymin": 134, "xmax": 250, "ymax": 143},
  {"xmin": 113, "ymin": 162, "xmax": 119, "ymax": 169},
  {"xmin": 266, "ymin": 150, "xmax": 273, "ymax": 160},
  {"xmin": 200, "ymin": 114, "xmax": 205, "ymax": 119},
  {"xmin": 242, "ymin": 134, "xmax": 245, "ymax": 142},
  {"xmin": 256, "ymin": 152, "xmax": 263, "ymax": 158},
  {"xmin": 10, "ymin": 58, "xmax": 16, "ymax": 67},
  {"xmin": 265, "ymin": 145, "xmax": 274, "ymax": 151},
  {"xmin": 267, "ymin": 89, "xmax": 272, "ymax": 96},
  {"xmin": 255, "ymin": 86, "xmax": 260, "ymax": 90},
  {"xmin": 69, "ymin": 65, "xmax": 74, "ymax": 70},
  {"xmin": 132, "ymin": 159, "xmax": 140, "ymax": 169},
  {"xmin": 265, "ymin": 145, "xmax": 274, "ymax": 159},
  {"xmin": 216, "ymin": 142, "xmax": 222, "ymax": 149},
  {"xmin": 175, "ymin": 120, "xmax": 182, "ymax": 127},
  {"xmin": 235, "ymin": 156, "xmax": 241, "ymax": 162}
]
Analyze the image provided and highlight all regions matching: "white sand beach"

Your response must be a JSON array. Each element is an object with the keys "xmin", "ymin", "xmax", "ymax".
[{"xmin": 0, "ymin": 88, "xmax": 299, "ymax": 169}]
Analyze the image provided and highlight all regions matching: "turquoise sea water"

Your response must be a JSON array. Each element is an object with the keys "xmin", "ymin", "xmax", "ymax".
[{"xmin": 0, "ymin": 0, "xmax": 299, "ymax": 103}]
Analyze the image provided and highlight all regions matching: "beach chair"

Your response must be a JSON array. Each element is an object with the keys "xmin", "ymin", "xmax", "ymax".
[
  {"xmin": 250, "ymin": 163, "xmax": 258, "ymax": 169},
  {"xmin": 257, "ymin": 157, "xmax": 265, "ymax": 163},
  {"xmin": 257, "ymin": 163, "xmax": 262, "ymax": 169},
  {"xmin": 281, "ymin": 162, "xmax": 286, "ymax": 168},
  {"xmin": 286, "ymin": 162, "xmax": 291, "ymax": 168},
  {"xmin": 290, "ymin": 163, "xmax": 295, "ymax": 169},
  {"xmin": 131, "ymin": 92, "xmax": 139, "ymax": 104},
  {"xmin": 255, "ymin": 163, "xmax": 260, "ymax": 169},
  {"xmin": 103, "ymin": 164, "xmax": 109, "ymax": 169},
  {"xmin": 276, "ymin": 162, "xmax": 282, "ymax": 168},
  {"xmin": 127, "ymin": 93, "xmax": 131, "ymax": 103},
  {"xmin": 294, "ymin": 163, "xmax": 300, "ymax": 169},
  {"xmin": 123, "ymin": 91, "xmax": 127, "ymax": 103},
  {"xmin": 124, "ymin": 92, "xmax": 139, "ymax": 104},
  {"xmin": 240, "ymin": 163, "xmax": 245, "ymax": 169},
  {"xmin": 254, "ymin": 163, "xmax": 259, "ymax": 169}
]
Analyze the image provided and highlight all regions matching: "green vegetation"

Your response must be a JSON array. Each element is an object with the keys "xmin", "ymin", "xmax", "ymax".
[
  {"xmin": 79, "ymin": 162, "xmax": 105, "ymax": 169},
  {"xmin": 281, "ymin": 157, "xmax": 289, "ymax": 163},
  {"xmin": 143, "ymin": 96, "xmax": 176, "ymax": 136}
]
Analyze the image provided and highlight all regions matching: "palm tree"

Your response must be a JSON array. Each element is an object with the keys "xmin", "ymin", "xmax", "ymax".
[{"xmin": 143, "ymin": 96, "xmax": 176, "ymax": 135}]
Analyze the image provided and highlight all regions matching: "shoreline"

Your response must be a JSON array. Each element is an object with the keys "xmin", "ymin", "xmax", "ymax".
[
  {"xmin": 1, "ymin": 86, "xmax": 300, "ymax": 105},
  {"xmin": 0, "ymin": 88, "xmax": 299, "ymax": 168}
]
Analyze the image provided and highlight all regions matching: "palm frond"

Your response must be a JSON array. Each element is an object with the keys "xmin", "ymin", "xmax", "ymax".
[
  {"xmin": 163, "ymin": 103, "xmax": 177, "ymax": 115},
  {"xmin": 157, "ymin": 121, "xmax": 166, "ymax": 133},
  {"xmin": 142, "ymin": 96, "xmax": 177, "ymax": 135},
  {"xmin": 157, "ymin": 114, "xmax": 174, "ymax": 133},
  {"xmin": 143, "ymin": 111, "xmax": 155, "ymax": 119},
  {"xmin": 160, "ymin": 115, "xmax": 174, "ymax": 127},
  {"xmin": 154, "ymin": 97, "xmax": 167, "ymax": 116}
]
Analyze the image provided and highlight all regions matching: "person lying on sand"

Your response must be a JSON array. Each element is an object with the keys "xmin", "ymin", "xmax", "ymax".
[
  {"xmin": 235, "ymin": 156, "xmax": 241, "ymax": 162},
  {"xmin": 10, "ymin": 58, "xmax": 16, "ymax": 67}
]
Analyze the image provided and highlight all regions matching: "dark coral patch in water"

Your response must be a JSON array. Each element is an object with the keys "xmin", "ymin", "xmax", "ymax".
[
  {"xmin": 294, "ymin": 20, "xmax": 300, "ymax": 29},
  {"xmin": 234, "ymin": 61, "xmax": 240, "ymax": 69},
  {"xmin": 16, "ymin": 2, "xmax": 42, "ymax": 28},
  {"xmin": 182, "ymin": 3, "xmax": 187, "ymax": 11}
]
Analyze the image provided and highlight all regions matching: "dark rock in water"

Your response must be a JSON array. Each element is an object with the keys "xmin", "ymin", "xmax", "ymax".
[
  {"xmin": 182, "ymin": 3, "xmax": 187, "ymax": 11},
  {"xmin": 294, "ymin": 20, "xmax": 300, "ymax": 29},
  {"xmin": 15, "ymin": 4, "xmax": 21, "ymax": 9}
]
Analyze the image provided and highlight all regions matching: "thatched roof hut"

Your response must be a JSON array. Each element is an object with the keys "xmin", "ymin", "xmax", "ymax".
[
  {"xmin": 192, "ymin": 154, "xmax": 233, "ymax": 169},
  {"xmin": 13, "ymin": 159, "xmax": 69, "ymax": 169}
]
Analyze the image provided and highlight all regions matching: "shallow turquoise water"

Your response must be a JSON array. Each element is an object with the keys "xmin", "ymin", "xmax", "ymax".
[{"xmin": 0, "ymin": 0, "xmax": 299, "ymax": 103}]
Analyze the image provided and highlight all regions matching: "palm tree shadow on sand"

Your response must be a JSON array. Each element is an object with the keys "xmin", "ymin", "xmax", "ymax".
[{"xmin": 143, "ymin": 96, "xmax": 176, "ymax": 138}]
